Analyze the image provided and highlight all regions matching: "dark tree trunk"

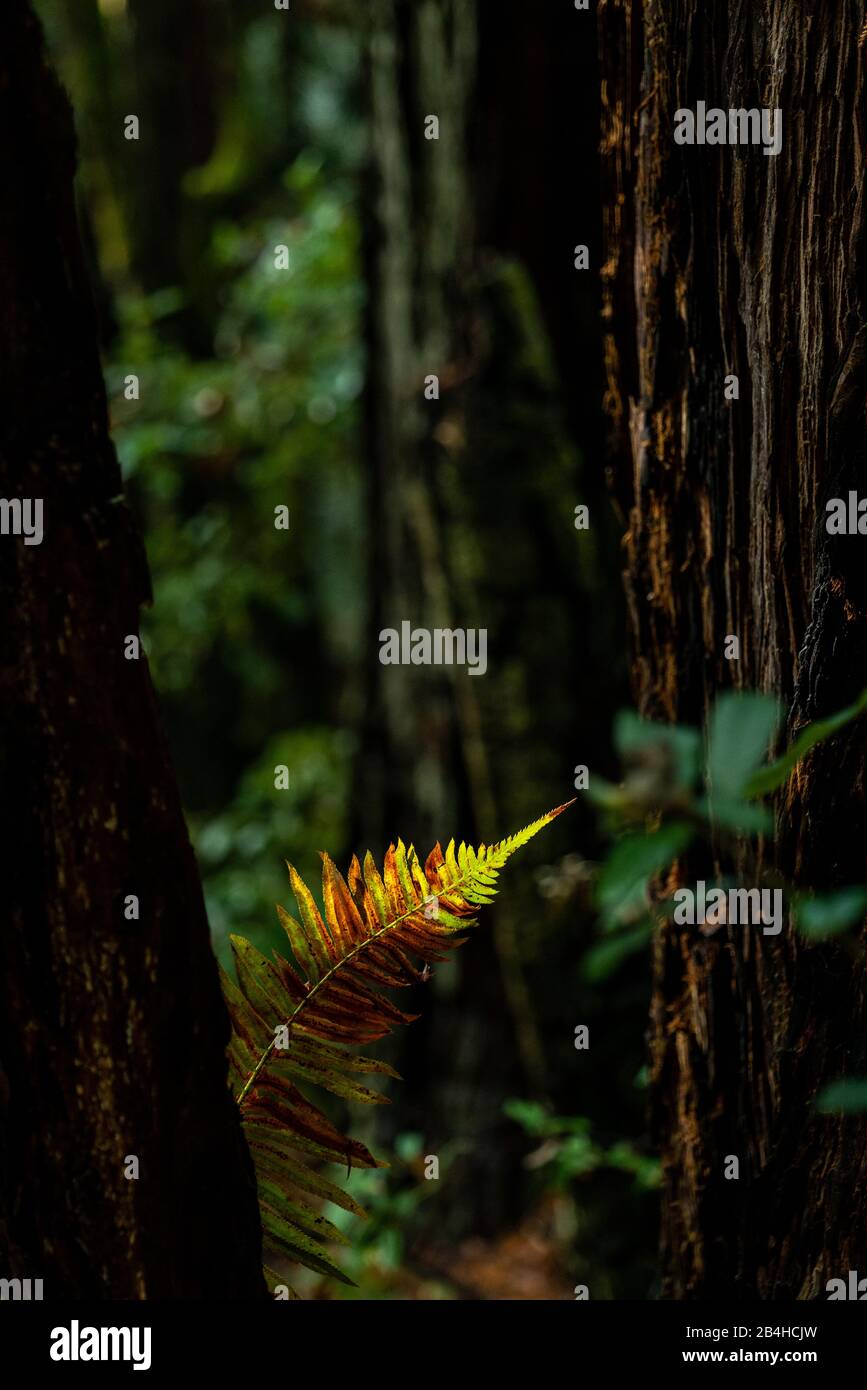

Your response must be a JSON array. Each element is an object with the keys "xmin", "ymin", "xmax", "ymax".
[
  {"xmin": 0, "ymin": 1, "xmax": 263, "ymax": 1299},
  {"xmin": 600, "ymin": 0, "xmax": 867, "ymax": 1297}
]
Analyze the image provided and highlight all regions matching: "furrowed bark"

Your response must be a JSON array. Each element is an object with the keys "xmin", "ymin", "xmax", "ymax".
[{"xmin": 601, "ymin": 0, "xmax": 867, "ymax": 1297}]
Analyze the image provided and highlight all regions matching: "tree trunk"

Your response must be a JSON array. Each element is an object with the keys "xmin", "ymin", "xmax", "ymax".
[
  {"xmin": 0, "ymin": 1, "xmax": 263, "ymax": 1299},
  {"xmin": 358, "ymin": 0, "xmax": 519, "ymax": 1241},
  {"xmin": 600, "ymin": 0, "xmax": 867, "ymax": 1297},
  {"xmin": 357, "ymin": 0, "xmax": 626, "ymax": 1245},
  {"xmin": 126, "ymin": 0, "xmax": 221, "ymax": 349}
]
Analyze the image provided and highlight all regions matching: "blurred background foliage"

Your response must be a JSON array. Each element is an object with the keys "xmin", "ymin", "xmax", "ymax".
[{"xmin": 33, "ymin": 0, "xmax": 657, "ymax": 1298}]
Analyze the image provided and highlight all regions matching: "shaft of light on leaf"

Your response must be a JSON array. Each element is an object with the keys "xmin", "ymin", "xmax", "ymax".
[{"xmin": 236, "ymin": 803, "xmax": 572, "ymax": 1108}]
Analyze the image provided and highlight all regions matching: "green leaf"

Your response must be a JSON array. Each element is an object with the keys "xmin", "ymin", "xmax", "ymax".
[
  {"xmin": 816, "ymin": 1078, "xmax": 867, "ymax": 1114},
  {"xmin": 604, "ymin": 1140, "xmax": 662, "ymax": 1189},
  {"xmin": 614, "ymin": 711, "xmax": 702, "ymax": 790},
  {"xmin": 707, "ymin": 692, "xmax": 783, "ymax": 801},
  {"xmin": 556, "ymin": 1133, "xmax": 599, "ymax": 1177},
  {"xmin": 596, "ymin": 823, "xmax": 694, "ymax": 923},
  {"xmin": 582, "ymin": 922, "xmax": 654, "ymax": 982},
  {"xmin": 695, "ymin": 796, "xmax": 774, "ymax": 835},
  {"xmin": 263, "ymin": 1264, "xmax": 299, "ymax": 1299},
  {"xmin": 259, "ymin": 1199, "xmax": 355, "ymax": 1283},
  {"xmin": 584, "ymin": 776, "xmax": 629, "ymax": 813},
  {"xmin": 796, "ymin": 887, "xmax": 867, "ymax": 939},
  {"xmin": 745, "ymin": 687, "xmax": 867, "ymax": 797},
  {"xmin": 276, "ymin": 1043, "xmax": 393, "ymax": 1105},
  {"xmin": 256, "ymin": 1174, "xmax": 349, "ymax": 1246},
  {"xmin": 246, "ymin": 1128, "xmax": 368, "ymax": 1218},
  {"xmin": 503, "ymin": 1099, "xmax": 563, "ymax": 1138}
]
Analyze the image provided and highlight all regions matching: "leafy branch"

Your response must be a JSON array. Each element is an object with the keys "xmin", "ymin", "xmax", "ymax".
[{"xmin": 576, "ymin": 689, "xmax": 867, "ymax": 1113}]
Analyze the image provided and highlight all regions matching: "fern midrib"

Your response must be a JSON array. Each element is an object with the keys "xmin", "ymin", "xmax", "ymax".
[{"xmin": 236, "ymin": 859, "xmax": 488, "ymax": 1109}]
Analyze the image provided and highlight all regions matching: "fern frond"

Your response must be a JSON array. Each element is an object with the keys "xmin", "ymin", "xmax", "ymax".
[{"xmin": 222, "ymin": 801, "xmax": 571, "ymax": 1288}]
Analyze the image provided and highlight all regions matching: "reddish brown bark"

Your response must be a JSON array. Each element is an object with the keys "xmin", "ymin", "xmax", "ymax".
[{"xmin": 601, "ymin": 0, "xmax": 867, "ymax": 1298}]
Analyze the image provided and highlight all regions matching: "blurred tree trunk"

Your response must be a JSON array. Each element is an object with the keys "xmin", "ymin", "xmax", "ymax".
[
  {"xmin": 358, "ymin": 0, "xmax": 478, "ymax": 846},
  {"xmin": 126, "ymin": 0, "xmax": 221, "ymax": 347},
  {"xmin": 357, "ymin": 0, "xmax": 515, "ymax": 1242},
  {"xmin": 357, "ymin": 0, "xmax": 622, "ymax": 1244},
  {"xmin": 58, "ymin": 0, "xmax": 121, "ymax": 342},
  {"xmin": 601, "ymin": 0, "xmax": 867, "ymax": 1297},
  {"xmin": 0, "ymin": 1, "xmax": 264, "ymax": 1299}
]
